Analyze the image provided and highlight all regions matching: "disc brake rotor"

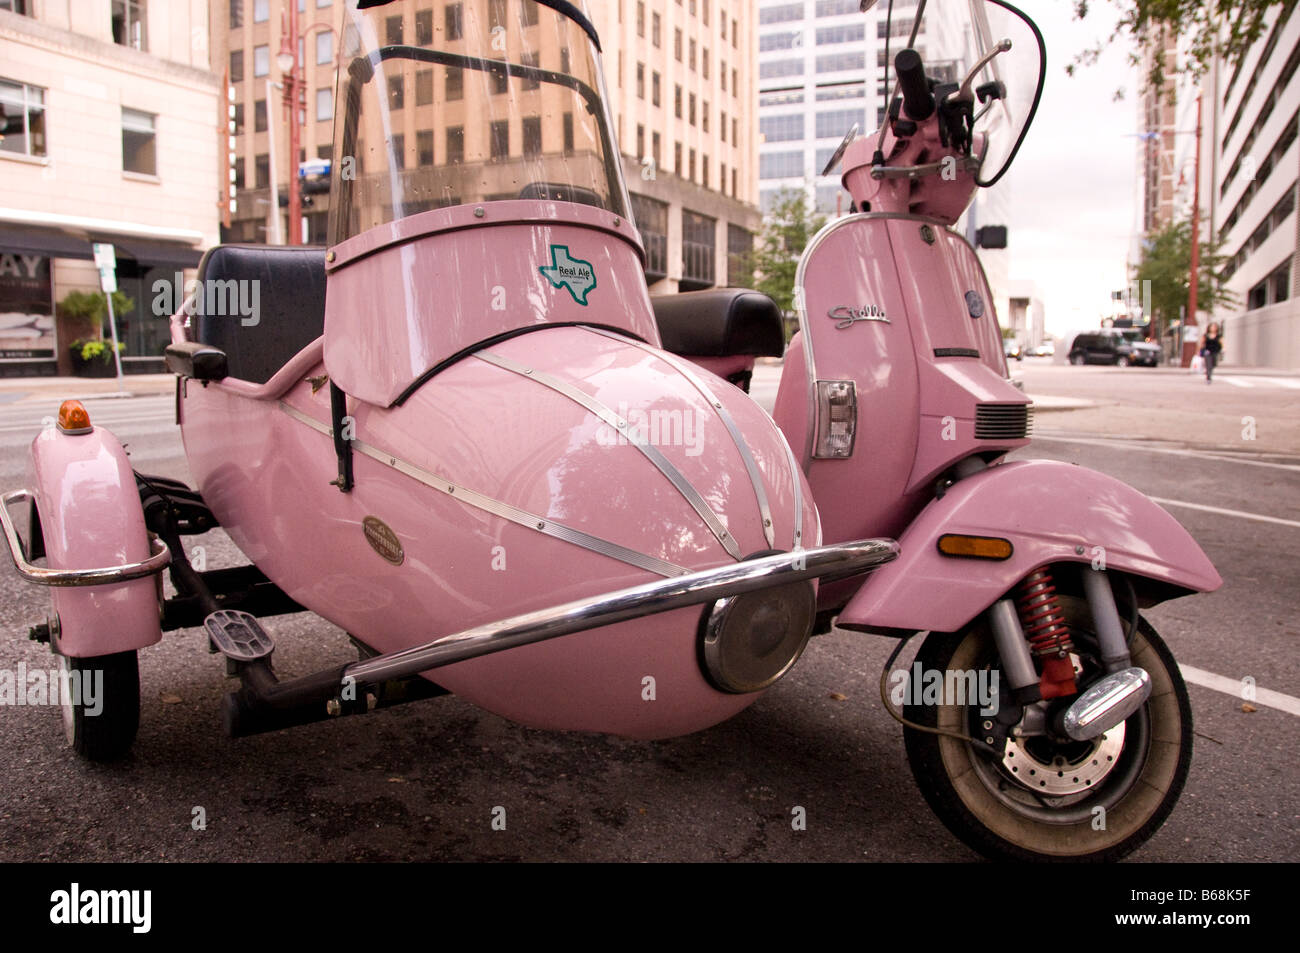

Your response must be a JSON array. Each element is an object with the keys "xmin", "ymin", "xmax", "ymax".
[{"xmin": 1001, "ymin": 724, "xmax": 1126, "ymax": 796}]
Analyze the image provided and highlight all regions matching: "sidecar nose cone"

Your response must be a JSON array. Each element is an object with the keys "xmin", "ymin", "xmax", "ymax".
[{"xmin": 701, "ymin": 578, "xmax": 816, "ymax": 694}]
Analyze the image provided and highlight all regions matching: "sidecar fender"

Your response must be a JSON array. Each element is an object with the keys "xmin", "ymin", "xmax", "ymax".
[
  {"xmin": 837, "ymin": 459, "xmax": 1222, "ymax": 635},
  {"xmin": 29, "ymin": 423, "xmax": 162, "ymax": 657}
]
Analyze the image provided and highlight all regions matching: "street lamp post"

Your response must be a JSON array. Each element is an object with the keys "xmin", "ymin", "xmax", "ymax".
[
  {"xmin": 1183, "ymin": 90, "xmax": 1203, "ymax": 368},
  {"xmin": 277, "ymin": 5, "xmax": 303, "ymax": 245}
]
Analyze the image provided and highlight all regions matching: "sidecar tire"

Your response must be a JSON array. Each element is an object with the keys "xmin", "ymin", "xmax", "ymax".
[
  {"xmin": 903, "ymin": 603, "xmax": 1192, "ymax": 862},
  {"xmin": 59, "ymin": 651, "xmax": 140, "ymax": 763}
]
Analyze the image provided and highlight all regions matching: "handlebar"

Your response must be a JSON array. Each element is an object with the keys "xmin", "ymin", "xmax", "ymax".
[{"xmin": 894, "ymin": 48, "xmax": 933, "ymax": 121}]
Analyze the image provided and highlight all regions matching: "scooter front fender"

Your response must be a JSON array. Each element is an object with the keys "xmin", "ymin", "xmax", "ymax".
[
  {"xmin": 837, "ymin": 459, "xmax": 1222, "ymax": 635},
  {"xmin": 27, "ymin": 424, "xmax": 163, "ymax": 657}
]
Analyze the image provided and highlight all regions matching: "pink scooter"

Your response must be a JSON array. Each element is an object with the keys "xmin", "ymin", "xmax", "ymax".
[
  {"xmin": 2, "ymin": 2, "xmax": 892, "ymax": 779},
  {"xmin": 672, "ymin": 0, "xmax": 1218, "ymax": 860}
]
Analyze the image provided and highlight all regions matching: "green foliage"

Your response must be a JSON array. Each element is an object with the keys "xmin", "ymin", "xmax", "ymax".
[
  {"xmin": 1132, "ymin": 217, "xmax": 1236, "ymax": 335},
  {"xmin": 746, "ymin": 188, "xmax": 826, "ymax": 316},
  {"xmin": 1069, "ymin": 0, "xmax": 1288, "ymax": 99},
  {"xmin": 56, "ymin": 289, "xmax": 134, "ymax": 323},
  {"xmin": 70, "ymin": 339, "xmax": 126, "ymax": 363}
]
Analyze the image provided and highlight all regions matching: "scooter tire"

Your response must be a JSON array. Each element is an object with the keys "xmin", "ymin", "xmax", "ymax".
[
  {"xmin": 903, "ymin": 599, "xmax": 1192, "ymax": 862},
  {"xmin": 59, "ymin": 651, "xmax": 140, "ymax": 763}
]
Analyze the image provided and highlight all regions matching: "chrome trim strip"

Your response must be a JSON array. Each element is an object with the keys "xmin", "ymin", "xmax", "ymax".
[
  {"xmin": 344, "ymin": 538, "xmax": 899, "ymax": 685},
  {"xmin": 1, "ymin": 489, "xmax": 171, "ymax": 587},
  {"xmin": 582, "ymin": 326, "xmax": 777, "ymax": 550},
  {"xmin": 474, "ymin": 349, "xmax": 743, "ymax": 560},
  {"xmin": 278, "ymin": 401, "xmax": 688, "ymax": 578},
  {"xmin": 780, "ymin": 434, "xmax": 805, "ymax": 550}
]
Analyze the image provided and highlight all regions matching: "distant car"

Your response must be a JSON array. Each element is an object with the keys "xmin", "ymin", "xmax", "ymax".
[
  {"xmin": 1029, "ymin": 342, "xmax": 1055, "ymax": 357},
  {"xmin": 1004, "ymin": 341, "xmax": 1023, "ymax": 361},
  {"xmin": 1068, "ymin": 329, "xmax": 1160, "ymax": 367}
]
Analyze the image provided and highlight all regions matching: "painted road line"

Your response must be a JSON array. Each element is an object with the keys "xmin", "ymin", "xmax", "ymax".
[
  {"xmin": 1032, "ymin": 434, "xmax": 1300, "ymax": 473},
  {"xmin": 1178, "ymin": 664, "xmax": 1300, "ymax": 717},
  {"xmin": 1216, "ymin": 377, "xmax": 1255, "ymax": 388},
  {"xmin": 1149, "ymin": 497, "xmax": 1300, "ymax": 528}
]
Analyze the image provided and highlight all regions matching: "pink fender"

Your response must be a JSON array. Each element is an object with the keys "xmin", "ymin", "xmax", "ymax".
[
  {"xmin": 837, "ymin": 459, "xmax": 1222, "ymax": 634},
  {"xmin": 29, "ymin": 424, "xmax": 162, "ymax": 657}
]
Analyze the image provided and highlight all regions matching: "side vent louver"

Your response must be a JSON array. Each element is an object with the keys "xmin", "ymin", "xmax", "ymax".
[{"xmin": 975, "ymin": 403, "xmax": 1033, "ymax": 441}]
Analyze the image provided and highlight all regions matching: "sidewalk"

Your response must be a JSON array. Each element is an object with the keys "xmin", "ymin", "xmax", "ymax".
[{"xmin": 0, "ymin": 374, "xmax": 174, "ymax": 404}]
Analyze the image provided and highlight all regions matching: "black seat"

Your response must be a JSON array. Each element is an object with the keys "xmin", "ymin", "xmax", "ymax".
[
  {"xmin": 651, "ymin": 289, "xmax": 785, "ymax": 358},
  {"xmin": 192, "ymin": 244, "xmax": 327, "ymax": 384}
]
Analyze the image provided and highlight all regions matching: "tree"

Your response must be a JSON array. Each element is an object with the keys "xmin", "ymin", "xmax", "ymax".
[
  {"xmin": 1069, "ymin": 0, "xmax": 1284, "ymax": 96},
  {"xmin": 745, "ymin": 187, "xmax": 826, "ymax": 316},
  {"xmin": 1131, "ymin": 217, "xmax": 1236, "ymax": 336}
]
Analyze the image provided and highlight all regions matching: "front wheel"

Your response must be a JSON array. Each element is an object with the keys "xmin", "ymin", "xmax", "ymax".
[
  {"xmin": 1116, "ymin": 355, "xmax": 1130, "ymax": 367},
  {"xmin": 59, "ymin": 651, "xmax": 140, "ymax": 762},
  {"xmin": 903, "ymin": 599, "xmax": 1192, "ymax": 861},
  {"xmin": 1069, "ymin": 353, "xmax": 1085, "ymax": 365}
]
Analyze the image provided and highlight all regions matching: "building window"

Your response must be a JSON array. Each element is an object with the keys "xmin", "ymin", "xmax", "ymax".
[
  {"xmin": 760, "ymin": 59, "xmax": 803, "ymax": 80},
  {"xmin": 702, "ymin": 100, "xmax": 709, "ymax": 132},
  {"xmin": 121, "ymin": 107, "xmax": 156, "ymax": 176},
  {"xmin": 385, "ymin": 15, "xmax": 403, "ymax": 45},
  {"xmin": 732, "ymin": 117, "xmax": 738, "ymax": 143},
  {"xmin": 232, "ymin": 102, "xmax": 244, "ymax": 134},
  {"xmin": 388, "ymin": 76, "xmax": 404, "ymax": 110},
  {"xmin": 689, "ymin": 93, "xmax": 696, "ymax": 125},
  {"xmin": 255, "ymin": 153, "xmax": 269, "ymax": 188},
  {"xmin": 690, "ymin": 39, "xmax": 697, "ymax": 71},
  {"xmin": 703, "ymin": 48, "xmax": 710, "ymax": 78},
  {"xmin": 637, "ymin": 123, "xmax": 645, "ymax": 159},
  {"xmin": 720, "ymin": 109, "xmax": 727, "ymax": 142},
  {"xmin": 254, "ymin": 45, "xmax": 269, "ymax": 78},
  {"xmin": 0, "ymin": 79, "xmax": 46, "ymax": 158},
  {"xmin": 652, "ymin": 131, "xmax": 661, "ymax": 167},
  {"xmin": 637, "ymin": 1, "xmax": 645, "ymax": 37},
  {"xmin": 489, "ymin": 0, "xmax": 507, "ymax": 29},
  {"xmin": 732, "ymin": 167, "xmax": 737, "ymax": 196},
  {"xmin": 760, "ymin": 3, "xmax": 802, "ymax": 24},
  {"xmin": 112, "ymin": 0, "xmax": 147, "ymax": 50},
  {"xmin": 637, "ymin": 62, "xmax": 645, "ymax": 98},
  {"xmin": 675, "ymin": 141, "xmax": 682, "ymax": 175},
  {"xmin": 675, "ymin": 28, "xmax": 683, "ymax": 61},
  {"xmin": 817, "ymin": 108, "xmax": 864, "ymax": 138},
  {"xmin": 316, "ymin": 31, "xmax": 334, "ymax": 65},
  {"xmin": 523, "ymin": 2, "xmax": 538, "ymax": 26},
  {"xmin": 230, "ymin": 50, "xmax": 244, "ymax": 82},
  {"xmin": 630, "ymin": 193, "xmax": 668, "ymax": 281},
  {"xmin": 760, "ymin": 151, "xmax": 802, "ymax": 179},
  {"xmin": 816, "ymin": 184, "xmax": 850, "ymax": 213},
  {"xmin": 675, "ymin": 85, "xmax": 683, "ymax": 118},
  {"xmin": 727, "ymin": 223, "xmax": 751, "ymax": 285},
  {"xmin": 721, "ymin": 59, "xmax": 727, "ymax": 91},
  {"xmin": 761, "ymin": 114, "xmax": 804, "ymax": 142},
  {"xmin": 817, "ymin": 22, "xmax": 866, "ymax": 44},
  {"xmin": 490, "ymin": 119, "xmax": 509, "ymax": 160},
  {"xmin": 254, "ymin": 0, "xmax": 269, "ymax": 23},
  {"xmin": 446, "ymin": 3, "xmax": 463, "ymax": 40},
  {"xmin": 564, "ymin": 112, "xmax": 575, "ymax": 154},
  {"xmin": 523, "ymin": 116, "xmax": 542, "ymax": 156},
  {"xmin": 561, "ymin": 47, "xmax": 571, "ymax": 73},
  {"xmin": 720, "ymin": 161, "xmax": 727, "ymax": 193},
  {"xmin": 652, "ymin": 71, "xmax": 661, "ymax": 106},
  {"xmin": 816, "ymin": 0, "xmax": 859, "ymax": 14},
  {"xmin": 415, "ymin": 69, "xmax": 433, "ymax": 106},
  {"xmin": 390, "ymin": 133, "xmax": 405, "ymax": 169},
  {"xmin": 689, "ymin": 148, "xmax": 696, "ymax": 180},
  {"xmin": 522, "ymin": 52, "xmax": 541, "ymax": 90},
  {"xmin": 652, "ymin": 12, "xmax": 661, "ymax": 47},
  {"xmin": 702, "ymin": 155, "xmax": 709, "ymax": 188},
  {"xmin": 447, "ymin": 125, "xmax": 464, "ymax": 163},
  {"xmin": 316, "ymin": 88, "xmax": 332, "ymax": 121},
  {"xmin": 417, "ymin": 130, "xmax": 434, "ymax": 166},
  {"xmin": 817, "ymin": 52, "xmax": 865, "ymax": 73},
  {"xmin": 230, "ymin": 0, "xmax": 243, "ymax": 29},
  {"xmin": 254, "ymin": 99, "xmax": 267, "ymax": 132},
  {"xmin": 447, "ymin": 67, "xmax": 464, "ymax": 100},
  {"xmin": 415, "ymin": 8, "xmax": 433, "ymax": 45},
  {"xmin": 682, "ymin": 210, "xmax": 716, "ymax": 289},
  {"xmin": 233, "ymin": 156, "xmax": 245, "ymax": 189}
]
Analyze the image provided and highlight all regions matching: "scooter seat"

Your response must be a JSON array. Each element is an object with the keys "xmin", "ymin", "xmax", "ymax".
[
  {"xmin": 192, "ymin": 244, "xmax": 327, "ymax": 384},
  {"xmin": 651, "ymin": 289, "xmax": 786, "ymax": 358}
]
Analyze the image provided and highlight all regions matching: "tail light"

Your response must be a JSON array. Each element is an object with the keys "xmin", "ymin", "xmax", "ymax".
[{"xmin": 813, "ymin": 380, "xmax": 857, "ymax": 459}]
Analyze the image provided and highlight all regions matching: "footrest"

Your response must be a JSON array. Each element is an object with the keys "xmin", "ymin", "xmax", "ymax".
[{"xmin": 205, "ymin": 610, "xmax": 274, "ymax": 662}]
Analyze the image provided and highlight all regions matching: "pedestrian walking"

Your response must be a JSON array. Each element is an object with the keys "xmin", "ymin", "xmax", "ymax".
[{"xmin": 1201, "ymin": 322, "xmax": 1223, "ymax": 383}]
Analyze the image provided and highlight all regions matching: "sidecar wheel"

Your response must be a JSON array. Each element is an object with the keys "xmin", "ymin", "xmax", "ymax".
[
  {"xmin": 903, "ymin": 598, "xmax": 1192, "ymax": 862},
  {"xmin": 59, "ymin": 651, "xmax": 140, "ymax": 762}
]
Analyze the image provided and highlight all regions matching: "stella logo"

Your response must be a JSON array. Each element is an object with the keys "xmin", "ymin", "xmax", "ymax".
[{"xmin": 539, "ymin": 245, "xmax": 597, "ymax": 305}]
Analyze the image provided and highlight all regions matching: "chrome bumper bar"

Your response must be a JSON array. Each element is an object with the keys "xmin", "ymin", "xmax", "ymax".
[
  {"xmin": 345, "ymin": 538, "xmax": 899, "ymax": 685},
  {"xmin": 0, "ymin": 489, "xmax": 171, "ymax": 587}
]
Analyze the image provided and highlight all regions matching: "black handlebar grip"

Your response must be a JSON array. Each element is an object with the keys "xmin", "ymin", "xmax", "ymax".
[{"xmin": 894, "ymin": 48, "xmax": 934, "ymax": 121}]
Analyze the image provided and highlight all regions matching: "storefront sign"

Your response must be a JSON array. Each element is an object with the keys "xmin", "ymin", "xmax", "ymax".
[{"xmin": 0, "ymin": 250, "xmax": 55, "ymax": 359}]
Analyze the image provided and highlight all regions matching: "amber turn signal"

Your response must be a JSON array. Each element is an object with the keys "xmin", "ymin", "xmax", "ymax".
[
  {"xmin": 936, "ymin": 533, "xmax": 1013, "ymax": 560},
  {"xmin": 57, "ymin": 400, "xmax": 93, "ymax": 434}
]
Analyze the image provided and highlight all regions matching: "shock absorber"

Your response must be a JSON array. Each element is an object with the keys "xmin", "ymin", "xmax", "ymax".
[{"xmin": 1015, "ymin": 569, "xmax": 1078, "ymax": 699}]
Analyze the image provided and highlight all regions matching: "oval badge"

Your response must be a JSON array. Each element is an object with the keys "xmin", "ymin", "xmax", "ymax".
[{"xmin": 362, "ymin": 516, "xmax": 404, "ymax": 566}]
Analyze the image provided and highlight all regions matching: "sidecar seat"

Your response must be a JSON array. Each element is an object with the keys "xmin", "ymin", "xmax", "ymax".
[
  {"xmin": 191, "ymin": 244, "xmax": 328, "ymax": 384},
  {"xmin": 651, "ymin": 289, "xmax": 786, "ymax": 359}
]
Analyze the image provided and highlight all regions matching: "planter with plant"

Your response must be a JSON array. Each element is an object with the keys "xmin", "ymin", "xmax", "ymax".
[{"xmin": 55, "ymin": 290, "xmax": 133, "ymax": 376}]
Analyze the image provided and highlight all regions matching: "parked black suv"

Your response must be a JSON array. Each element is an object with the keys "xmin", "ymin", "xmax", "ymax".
[{"xmin": 1068, "ymin": 329, "xmax": 1161, "ymax": 367}]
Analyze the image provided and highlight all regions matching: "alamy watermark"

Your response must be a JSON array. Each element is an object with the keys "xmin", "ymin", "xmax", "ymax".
[
  {"xmin": 0, "ymin": 662, "xmax": 102, "ymax": 715},
  {"xmin": 152, "ymin": 272, "xmax": 261, "ymax": 327},
  {"xmin": 595, "ymin": 402, "xmax": 705, "ymax": 456},
  {"xmin": 889, "ymin": 663, "xmax": 1000, "ymax": 715}
]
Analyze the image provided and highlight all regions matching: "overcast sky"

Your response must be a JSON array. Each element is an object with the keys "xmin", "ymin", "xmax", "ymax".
[{"xmin": 999, "ymin": 0, "xmax": 1141, "ymax": 336}]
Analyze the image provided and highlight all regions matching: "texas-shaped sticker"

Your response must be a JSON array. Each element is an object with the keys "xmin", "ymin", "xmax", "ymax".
[{"xmin": 539, "ymin": 245, "xmax": 597, "ymax": 305}]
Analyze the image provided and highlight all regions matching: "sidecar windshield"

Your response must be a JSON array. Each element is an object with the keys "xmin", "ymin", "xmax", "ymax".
[{"xmin": 329, "ymin": 0, "xmax": 626, "ymax": 245}]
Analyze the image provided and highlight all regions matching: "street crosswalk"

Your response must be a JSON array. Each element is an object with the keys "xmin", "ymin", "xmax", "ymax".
[
  {"xmin": 0, "ymin": 394, "xmax": 175, "ymax": 440},
  {"xmin": 1212, "ymin": 375, "xmax": 1300, "ymax": 390}
]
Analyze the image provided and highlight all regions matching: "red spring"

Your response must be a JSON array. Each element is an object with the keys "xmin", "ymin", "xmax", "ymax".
[{"xmin": 1015, "ymin": 569, "xmax": 1078, "ymax": 698}]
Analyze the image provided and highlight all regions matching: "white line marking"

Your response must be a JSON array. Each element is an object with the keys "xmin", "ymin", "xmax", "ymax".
[
  {"xmin": 1178, "ymin": 664, "xmax": 1300, "ymax": 717},
  {"xmin": 1149, "ymin": 496, "xmax": 1300, "ymax": 528},
  {"xmin": 1031, "ymin": 434, "xmax": 1300, "ymax": 473},
  {"xmin": 1217, "ymin": 377, "xmax": 1255, "ymax": 388}
]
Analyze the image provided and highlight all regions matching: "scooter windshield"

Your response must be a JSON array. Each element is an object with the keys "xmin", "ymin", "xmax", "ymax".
[{"xmin": 328, "ymin": 0, "xmax": 626, "ymax": 246}]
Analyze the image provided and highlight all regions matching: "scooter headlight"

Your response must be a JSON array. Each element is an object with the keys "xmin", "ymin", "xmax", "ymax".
[{"xmin": 700, "ymin": 580, "xmax": 817, "ymax": 693}]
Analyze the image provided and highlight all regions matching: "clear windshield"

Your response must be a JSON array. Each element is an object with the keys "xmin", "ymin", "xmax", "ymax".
[
  {"xmin": 329, "ymin": 0, "xmax": 626, "ymax": 246},
  {"xmin": 877, "ymin": 0, "xmax": 1043, "ymax": 185}
]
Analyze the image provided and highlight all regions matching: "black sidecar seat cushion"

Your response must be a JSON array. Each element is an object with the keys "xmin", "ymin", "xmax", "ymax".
[
  {"xmin": 652, "ymin": 289, "xmax": 786, "ymax": 358},
  {"xmin": 193, "ymin": 244, "xmax": 327, "ymax": 384}
]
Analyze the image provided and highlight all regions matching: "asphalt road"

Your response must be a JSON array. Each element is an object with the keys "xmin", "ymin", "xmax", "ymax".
[{"xmin": 0, "ymin": 367, "xmax": 1295, "ymax": 862}]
